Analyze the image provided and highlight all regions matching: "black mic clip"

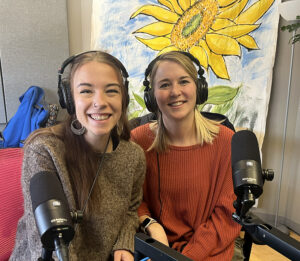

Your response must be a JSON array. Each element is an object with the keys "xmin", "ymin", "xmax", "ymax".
[
  {"xmin": 262, "ymin": 169, "xmax": 274, "ymax": 182},
  {"xmin": 70, "ymin": 209, "xmax": 83, "ymax": 224}
]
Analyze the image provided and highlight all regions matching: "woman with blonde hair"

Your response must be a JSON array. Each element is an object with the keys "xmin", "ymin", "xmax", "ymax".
[
  {"xmin": 10, "ymin": 51, "xmax": 145, "ymax": 261},
  {"xmin": 131, "ymin": 51, "xmax": 241, "ymax": 260}
]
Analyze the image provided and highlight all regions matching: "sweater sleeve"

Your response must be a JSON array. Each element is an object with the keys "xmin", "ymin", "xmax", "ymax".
[
  {"xmin": 130, "ymin": 128, "xmax": 152, "ymax": 218},
  {"xmin": 9, "ymin": 135, "xmax": 62, "ymax": 261},
  {"xmin": 112, "ymin": 143, "xmax": 146, "ymax": 253},
  {"xmin": 181, "ymin": 138, "xmax": 241, "ymax": 260}
]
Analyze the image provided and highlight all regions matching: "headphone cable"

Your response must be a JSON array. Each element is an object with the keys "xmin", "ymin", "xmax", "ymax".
[
  {"xmin": 157, "ymin": 152, "xmax": 163, "ymax": 220},
  {"xmin": 73, "ymin": 135, "xmax": 110, "ymax": 232}
]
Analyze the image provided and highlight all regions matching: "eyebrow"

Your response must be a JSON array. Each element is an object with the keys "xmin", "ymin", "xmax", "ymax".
[
  {"xmin": 76, "ymin": 83, "xmax": 121, "ymax": 88},
  {"xmin": 106, "ymin": 83, "xmax": 121, "ymax": 88},
  {"xmin": 77, "ymin": 83, "xmax": 92, "ymax": 88},
  {"xmin": 157, "ymin": 75, "xmax": 190, "ymax": 84}
]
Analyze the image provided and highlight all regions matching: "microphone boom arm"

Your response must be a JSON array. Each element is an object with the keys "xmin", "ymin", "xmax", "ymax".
[{"xmin": 233, "ymin": 212, "xmax": 300, "ymax": 260}]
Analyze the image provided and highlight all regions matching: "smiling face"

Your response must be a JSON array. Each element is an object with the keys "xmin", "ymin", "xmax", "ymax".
[
  {"xmin": 153, "ymin": 60, "xmax": 197, "ymax": 126},
  {"xmin": 72, "ymin": 61, "xmax": 122, "ymax": 146}
]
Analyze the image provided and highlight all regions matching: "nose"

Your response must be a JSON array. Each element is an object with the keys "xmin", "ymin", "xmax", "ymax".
[
  {"xmin": 93, "ymin": 90, "xmax": 107, "ymax": 108},
  {"xmin": 170, "ymin": 83, "xmax": 181, "ymax": 97}
]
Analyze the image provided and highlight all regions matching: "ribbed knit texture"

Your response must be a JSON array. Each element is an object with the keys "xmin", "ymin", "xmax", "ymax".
[
  {"xmin": 131, "ymin": 124, "xmax": 241, "ymax": 261},
  {"xmin": 0, "ymin": 148, "xmax": 24, "ymax": 260},
  {"xmin": 9, "ymin": 134, "xmax": 145, "ymax": 261}
]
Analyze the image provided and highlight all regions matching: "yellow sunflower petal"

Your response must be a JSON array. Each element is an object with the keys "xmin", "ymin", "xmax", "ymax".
[
  {"xmin": 235, "ymin": 0, "xmax": 275, "ymax": 24},
  {"xmin": 206, "ymin": 33, "xmax": 241, "ymax": 56},
  {"xmin": 158, "ymin": 0, "xmax": 175, "ymax": 12},
  {"xmin": 215, "ymin": 24, "xmax": 260, "ymax": 38},
  {"xmin": 159, "ymin": 0, "xmax": 184, "ymax": 15},
  {"xmin": 158, "ymin": 45, "xmax": 180, "ymax": 55},
  {"xmin": 209, "ymin": 52, "xmax": 230, "ymax": 79},
  {"xmin": 218, "ymin": 0, "xmax": 238, "ymax": 7},
  {"xmin": 135, "ymin": 36, "xmax": 172, "ymax": 50},
  {"xmin": 219, "ymin": 0, "xmax": 239, "ymax": 12},
  {"xmin": 191, "ymin": 0, "xmax": 197, "ymax": 5},
  {"xmin": 179, "ymin": 0, "xmax": 191, "ymax": 11},
  {"xmin": 130, "ymin": 5, "xmax": 179, "ymax": 23},
  {"xmin": 237, "ymin": 35, "xmax": 259, "ymax": 49},
  {"xmin": 199, "ymin": 40, "xmax": 229, "ymax": 79},
  {"xmin": 218, "ymin": 0, "xmax": 248, "ymax": 20},
  {"xmin": 190, "ymin": 45, "xmax": 208, "ymax": 69},
  {"xmin": 134, "ymin": 22, "xmax": 174, "ymax": 36},
  {"xmin": 211, "ymin": 18, "xmax": 236, "ymax": 30}
]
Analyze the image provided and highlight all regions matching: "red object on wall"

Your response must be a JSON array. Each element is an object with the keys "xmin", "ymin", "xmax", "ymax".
[{"xmin": 0, "ymin": 148, "xmax": 24, "ymax": 261}]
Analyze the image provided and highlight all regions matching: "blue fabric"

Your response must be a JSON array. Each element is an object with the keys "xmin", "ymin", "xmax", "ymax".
[{"xmin": 1, "ymin": 86, "xmax": 49, "ymax": 148}]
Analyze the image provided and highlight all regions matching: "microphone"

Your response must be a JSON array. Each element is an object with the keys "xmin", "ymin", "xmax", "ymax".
[
  {"xmin": 30, "ymin": 171, "xmax": 75, "ymax": 261},
  {"xmin": 231, "ymin": 130, "xmax": 273, "ymax": 217}
]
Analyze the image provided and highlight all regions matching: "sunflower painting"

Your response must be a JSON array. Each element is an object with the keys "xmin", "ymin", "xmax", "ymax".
[{"xmin": 91, "ymin": 0, "xmax": 279, "ymax": 143}]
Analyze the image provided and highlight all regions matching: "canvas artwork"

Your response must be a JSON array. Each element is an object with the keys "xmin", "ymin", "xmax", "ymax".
[{"xmin": 91, "ymin": 0, "xmax": 279, "ymax": 146}]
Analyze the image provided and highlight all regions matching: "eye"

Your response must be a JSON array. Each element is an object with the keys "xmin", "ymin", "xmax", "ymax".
[
  {"xmin": 80, "ymin": 89, "xmax": 92, "ymax": 94},
  {"xmin": 106, "ymin": 86, "xmax": 121, "ymax": 95},
  {"xmin": 159, "ymin": 83, "xmax": 169, "ymax": 89},
  {"xmin": 179, "ymin": 79, "xmax": 190, "ymax": 85},
  {"xmin": 106, "ymin": 89, "xmax": 120, "ymax": 94}
]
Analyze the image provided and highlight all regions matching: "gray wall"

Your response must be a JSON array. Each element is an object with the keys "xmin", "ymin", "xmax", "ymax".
[
  {"xmin": 256, "ymin": 18, "xmax": 300, "ymax": 233},
  {"xmin": 0, "ymin": 0, "xmax": 69, "ymax": 125}
]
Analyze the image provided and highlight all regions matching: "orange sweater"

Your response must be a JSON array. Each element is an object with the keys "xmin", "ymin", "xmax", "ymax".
[{"xmin": 131, "ymin": 123, "xmax": 241, "ymax": 261}]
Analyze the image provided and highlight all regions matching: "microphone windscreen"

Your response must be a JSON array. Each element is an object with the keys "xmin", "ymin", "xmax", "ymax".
[
  {"xmin": 231, "ymin": 130, "xmax": 261, "ymax": 166},
  {"xmin": 30, "ymin": 171, "xmax": 68, "ymax": 212}
]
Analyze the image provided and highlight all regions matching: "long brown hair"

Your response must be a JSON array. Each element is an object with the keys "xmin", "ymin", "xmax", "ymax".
[{"xmin": 26, "ymin": 51, "xmax": 130, "ymax": 213}]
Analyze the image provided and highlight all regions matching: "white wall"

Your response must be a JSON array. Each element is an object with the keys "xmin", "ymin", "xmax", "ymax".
[{"xmin": 67, "ymin": 0, "xmax": 92, "ymax": 55}]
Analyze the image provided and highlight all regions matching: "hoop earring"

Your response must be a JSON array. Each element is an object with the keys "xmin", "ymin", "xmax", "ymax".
[{"xmin": 71, "ymin": 119, "xmax": 86, "ymax": 135}]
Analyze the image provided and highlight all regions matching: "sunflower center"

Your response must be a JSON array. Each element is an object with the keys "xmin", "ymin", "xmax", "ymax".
[
  {"xmin": 171, "ymin": 0, "xmax": 218, "ymax": 50},
  {"xmin": 182, "ymin": 14, "xmax": 203, "ymax": 38}
]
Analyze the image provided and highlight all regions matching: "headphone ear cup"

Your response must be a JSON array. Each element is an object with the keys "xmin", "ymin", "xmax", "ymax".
[
  {"xmin": 59, "ymin": 80, "xmax": 75, "ymax": 115},
  {"xmin": 144, "ymin": 87, "xmax": 157, "ymax": 113},
  {"xmin": 196, "ymin": 78, "xmax": 208, "ymax": 105},
  {"xmin": 124, "ymin": 80, "xmax": 130, "ymax": 108}
]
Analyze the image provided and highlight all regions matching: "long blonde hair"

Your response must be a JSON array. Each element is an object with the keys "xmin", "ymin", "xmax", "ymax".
[{"xmin": 147, "ymin": 51, "xmax": 221, "ymax": 152}]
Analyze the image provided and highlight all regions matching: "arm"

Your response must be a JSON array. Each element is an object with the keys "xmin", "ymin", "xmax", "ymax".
[
  {"xmin": 10, "ymin": 136, "xmax": 63, "ymax": 261},
  {"xmin": 139, "ymin": 215, "xmax": 169, "ymax": 246},
  {"xmin": 182, "ymin": 148, "xmax": 241, "ymax": 260},
  {"xmin": 112, "ymin": 145, "xmax": 146, "ymax": 254},
  {"xmin": 131, "ymin": 128, "xmax": 169, "ymax": 246}
]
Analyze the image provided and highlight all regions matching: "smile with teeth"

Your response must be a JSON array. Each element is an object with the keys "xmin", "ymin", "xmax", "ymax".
[
  {"xmin": 168, "ymin": 101, "xmax": 185, "ymax": 107},
  {"xmin": 90, "ymin": 113, "xmax": 111, "ymax": 120}
]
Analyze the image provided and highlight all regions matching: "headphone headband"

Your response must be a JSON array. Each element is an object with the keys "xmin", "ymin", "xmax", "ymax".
[
  {"xmin": 143, "ymin": 51, "xmax": 208, "ymax": 112},
  {"xmin": 58, "ymin": 50, "xmax": 130, "ymax": 115}
]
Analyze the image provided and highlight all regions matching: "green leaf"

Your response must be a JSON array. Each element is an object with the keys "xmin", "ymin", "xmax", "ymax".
[
  {"xmin": 132, "ymin": 92, "xmax": 146, "ymax": 109},
  {"xmin": 211, "ymin": 99, "xmax": 234, "ymax": 115},
  {"xmin": 206, "ymin": 85, "xmax": 240, "ymax": 105},
  {"xmin": 129, "ymin": 110, "xmax": 143, "ymax": 120}
]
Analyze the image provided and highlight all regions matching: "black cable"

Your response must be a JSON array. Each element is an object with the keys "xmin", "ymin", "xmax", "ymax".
[
  {"xmin": 73, "ymin": 135, "xmax": 110, "ymax": 232},
  {"xmin": 157, "ymin": 152, "xmax": 163, "ymax": 220}
]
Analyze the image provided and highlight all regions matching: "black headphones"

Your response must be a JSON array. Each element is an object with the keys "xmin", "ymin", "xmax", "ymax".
[
  {"xmin": 58, "ymin": 50, "xmax": 130, "ymax": 115},
  {"xmin": 143, "ymin": 51, "xmax": 208, "ymax": 113}
]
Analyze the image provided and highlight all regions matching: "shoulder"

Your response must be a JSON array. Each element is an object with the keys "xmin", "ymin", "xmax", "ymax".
[
  {"xmin": 24, "ymin": 131, "xmax": 65, "ymax": 156},
  {"xmin": 118, "ymin": 139, "xmax": 145, "ymax": 157},
  {"xmin": 217, "ymin": 124, "xmax": 234, "ymax": 142},
  {"xmin": 130, "ymin": 123, "xmax": 155, "ymax": 150}
]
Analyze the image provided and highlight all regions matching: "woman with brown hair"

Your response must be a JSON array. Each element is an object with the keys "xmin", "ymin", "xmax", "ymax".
[{"xmin": 10, "ymin": 51, "xmax": 145, "ymax": 261}]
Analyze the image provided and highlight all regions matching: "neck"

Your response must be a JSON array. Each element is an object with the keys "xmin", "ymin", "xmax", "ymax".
[
  {"xmin": 88, "ymin": 133, "xmax": 112, "ymax": 153},
  {"xmin": 162, "ymin": 113, "xmax": 197, "ymax": 147}
]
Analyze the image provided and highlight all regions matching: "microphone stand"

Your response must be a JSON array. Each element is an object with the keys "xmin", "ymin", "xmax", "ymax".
[
  {"xmin": 233, "ymin": 197, "xmax": 300, "ymax": 261},
  {"xmin": 38, "ymin": 247, "xmax": 54, "ymax": 261},
  {"xmin": 134, "ymin": 233, "xmax": 192, "ymax": 261}
]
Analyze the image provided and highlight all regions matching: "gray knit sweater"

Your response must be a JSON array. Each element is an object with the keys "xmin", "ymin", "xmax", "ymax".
[{"xmin": 9, "ymin": 134, "xmax": 145, "ymax": 261}]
